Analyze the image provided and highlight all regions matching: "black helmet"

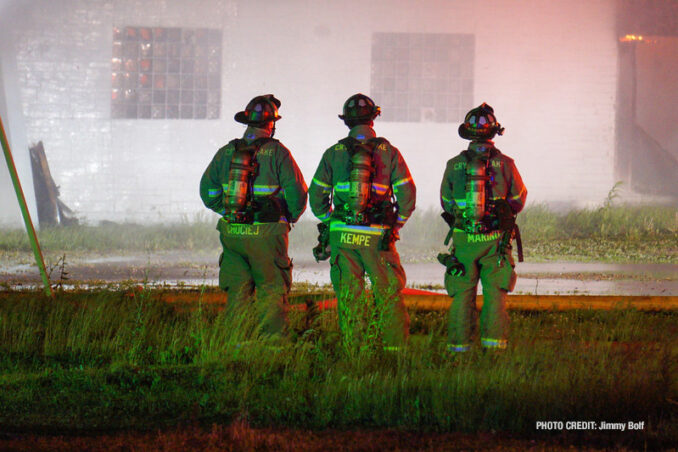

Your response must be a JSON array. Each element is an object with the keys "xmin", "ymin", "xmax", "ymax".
[
  {"xmin": 234, "ymin": 94, "xmax": 281, "ymax": 125},
  {"xmin": 338, "ymin": 93, "xmax": 381, "ymax": 122},
  {"xmin": 458, "ymin": 103, "xmax": 505, "ymax": 141}
]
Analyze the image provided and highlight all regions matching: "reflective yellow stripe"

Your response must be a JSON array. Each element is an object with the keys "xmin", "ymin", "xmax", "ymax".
[
  {"xmin": 393, "ymin": 176, "xmax": 412, "ymax": 187},
  {"xmin": 481, "ymin": 338, "xmax": 507, "ymax": 349},
  {"xmin": 510, "ymin": 187, "xmax": 527, "ymax": 200},
  {"xmin": 330, "ymin": 221, "xmax": 387, "ymax": 235},
  {"xmin": 312, "ymin": 178, "xmax": 331, "ymax": 189},
  {"xmin": 448, "ymin": 344, "xmax": 470, "ymax": 352}
]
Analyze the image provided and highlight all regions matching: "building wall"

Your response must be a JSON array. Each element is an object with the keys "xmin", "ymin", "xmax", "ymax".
[
  {"xmin": 0, "ymin": 6, "xmax": 37, "ymax": 228},
  {"xmin": 5, "ymin": 0, "xmax": 619, "ymax": 224}
]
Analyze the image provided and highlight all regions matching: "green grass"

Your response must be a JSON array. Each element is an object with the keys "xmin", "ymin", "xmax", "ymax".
[
  {"xmin": 0, "ymin": 290, "xmax": 675, "ymax": 448},
  {"xmin": 1, "ymin": 204, "xmax": 676, "ymax": 263}
]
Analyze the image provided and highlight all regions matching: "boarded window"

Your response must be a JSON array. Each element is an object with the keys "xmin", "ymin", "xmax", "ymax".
[
  {"xmin": 111, "ymin": 27, "xmax": 222, "ymax": 120},
  {"xmin": 371, "ymin": 32, "xmax": 474, "ymax": 123}
]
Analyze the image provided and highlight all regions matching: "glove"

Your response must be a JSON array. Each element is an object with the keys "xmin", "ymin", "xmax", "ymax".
[
  {"xmin": 380, "ymin": 226, "xmax": 401, "ymax": 251},
  {"xmin": 493, "ymin": 199, "xmax": 516, "ymax": 231},
  {"xmin": 437, "ymin": 252, "xmax": 466, "ymax": 277},
  {"xmin": 312, "ymin": 222, "xmax": 331, "ymax": 262}
]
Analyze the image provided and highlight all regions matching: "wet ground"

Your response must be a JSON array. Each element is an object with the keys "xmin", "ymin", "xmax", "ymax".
[{"xmin": 2, "ymin": 251, "xmax": 677, "ymax": 296}]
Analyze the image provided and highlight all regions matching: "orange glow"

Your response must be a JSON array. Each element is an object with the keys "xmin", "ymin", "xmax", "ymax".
[{"xmin": 619, "ymin": 34, "xmax": 659, "ymax": 44}]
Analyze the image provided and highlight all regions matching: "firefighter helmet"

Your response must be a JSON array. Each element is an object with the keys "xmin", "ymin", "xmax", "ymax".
[
  {"xmin": 458, "ymin": 103, "xmax": 504, "ymax": 141},
  {"xmin": 234, "ymin": 94, "xmax": 281, "ymax": 125},
  {"xmin": 338, "ymin": 93, "xmax": 381, "ymax": 122}
]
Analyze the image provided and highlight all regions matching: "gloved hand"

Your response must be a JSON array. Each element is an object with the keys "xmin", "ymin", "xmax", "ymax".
[
  {"xmin": 380, "ymin": 226, "xmax": 401, "ymax": 251},
  {"xmin": 312, "ymin": 222, "xmax": 331, "ymax": 261},
  {"xmin": 493, "ymin": 198, "xmax": 516, "ymax": 231},
  {"xmin": 437, "ymin": 252, "xmax": 466, "ymax": 277}
]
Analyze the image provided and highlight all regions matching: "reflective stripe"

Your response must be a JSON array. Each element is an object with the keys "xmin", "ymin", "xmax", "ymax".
[
  {"xmin": 455, "ymin": 199, "xmax": 467, "ymax": 207},
  {"xmin": 510, "ymin": 187, "xmax": 527, "ymax": 200},
  {"xmin": 393, "ymin": 176, "xmax": 412, "ymax": 187},
  {"xmin": 312, "ymin": 178, "xmax": 332, "ymax": 189},
  {"xmin": 252, "ymin": 217, "xmax": 288, "ymax": 225},
  {"xmin": 481, "ymin": 338, "xmax": 507, "ymax": 349},
  {"xmin": 218, "ymin": 208, "xmax": 226, "ymax": 215},
  {"xmin": 220, "ymin": 218, "xmax": 288, "ymax": 225},
  {"xmin": 252, "ymin": 185, "xmax": 280, "ymax": 194},
  {"xmin": 441, "ymin": 195, "xmax": 454, "ymax": 205},
  {"xmin": 207, "ymin": 188, "xmax": 222, "ymax": 197},
  {"xmin": 447, "ymin": 344, "xmax": 470, "ymax": 352},
  {"xmin": 371, "ymin": 182, "xmax": 389, "ymax": 195},
  {"xmin": 318, "ymin": 211, "xmax": 332, "ymax": 221},
  {"xmin": 221, "ymin": 184, "xmax": 229, "ymax": 193},
  {"xmin": 335, "ymin": 182, "xmax": 349, "ymax": 192},
  {"xmin": 330, "ymin": 221, "xmax": 387, "ymax": 235},
  {"xmin": 397, "ymin": 214, "xmax": 408, "ymax": 222}
]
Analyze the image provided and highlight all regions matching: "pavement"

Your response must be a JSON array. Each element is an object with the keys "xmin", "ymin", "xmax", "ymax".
[
  {"xmin": 1, "ymin": 253, "xmax": 677, "ymax": 296},
  {"xmin": 297, "ymin": 260, "xmax": 678, "ymax": 296}
]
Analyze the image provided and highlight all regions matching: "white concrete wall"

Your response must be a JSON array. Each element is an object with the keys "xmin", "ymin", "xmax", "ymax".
[
  {"xmin": 0, "ymin": 1, "xmax": 38, "ymax": 228},
  {"xmin": 4, "ymin": 0, "xmax": 619, "ymax": 224}
]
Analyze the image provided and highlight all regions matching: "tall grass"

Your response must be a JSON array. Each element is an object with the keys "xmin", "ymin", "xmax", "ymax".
[
  {"xmin": 518, "ymin": 203, "xmax": 678, "ymax": 240},
  {"xmin": 1, "ymin": 204, "xmax": 676, "ymax": 262},
  {"xmin": 0, "ymin": 291, "xmax": 675, "ymax": 447}
]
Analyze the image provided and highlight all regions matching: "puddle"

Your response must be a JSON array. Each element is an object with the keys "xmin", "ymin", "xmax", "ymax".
[{"xmin": 2, "ymin": 257, "xmax": 677, "ymax": 296}]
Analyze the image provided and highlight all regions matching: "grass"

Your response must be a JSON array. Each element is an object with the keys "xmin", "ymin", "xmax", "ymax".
[
  {"xmin": 0, "ymin": 290, "xmax": 676, "ymax": 449},
  {"xmin": 2, "ymin": 204, "xmax": 676, "ymax": 263}
]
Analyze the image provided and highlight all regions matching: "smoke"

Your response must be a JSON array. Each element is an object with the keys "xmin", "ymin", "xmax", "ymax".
[{"xmin": 1, "ymin": 0, "xmax": 677, "ymax": 227}]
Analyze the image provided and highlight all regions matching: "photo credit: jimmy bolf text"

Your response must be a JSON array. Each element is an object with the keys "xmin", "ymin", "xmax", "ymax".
[{"xmin": 536, "ymin": 421, "xmax": 646, "ymax": 431}]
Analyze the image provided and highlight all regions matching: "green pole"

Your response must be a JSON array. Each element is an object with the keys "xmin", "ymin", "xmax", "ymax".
[{"xmin": 0, "ymin": 114, "xmax": 54, "ymax": 298}]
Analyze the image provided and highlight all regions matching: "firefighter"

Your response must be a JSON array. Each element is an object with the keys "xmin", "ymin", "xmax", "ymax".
[
  {"xmin": 199, "ymin": 94, "xmax": 307, "ymax": 339},
  {"xmin": 439, "ymin": 103, "xmax": 527, "ymax": 352},
  {"xmin": 309, "ymin": 93, "xmax": 416, "ymax": 350}
]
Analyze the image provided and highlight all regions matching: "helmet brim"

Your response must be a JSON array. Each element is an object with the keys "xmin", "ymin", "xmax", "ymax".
[
  {"xmin": 234, "ymin": 111, "xmax": 281, "ymax": 125},
  {"xmin": 458, "ymin": 124, "xmax": 496, "ymax": 141},
  {"xmin": 338, "ymin": 111, "xmax": 381, "ymax": 121}
]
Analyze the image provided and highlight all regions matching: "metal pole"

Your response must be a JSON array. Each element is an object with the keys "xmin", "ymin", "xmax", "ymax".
[{"xmin": 0, "ymin": 113, "xmax": 54, "ymax": 298}]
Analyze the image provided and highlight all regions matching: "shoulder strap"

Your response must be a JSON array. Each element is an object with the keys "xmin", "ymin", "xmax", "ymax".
[
  {"xmin": 338, "ymin": 136, "xmax": 359, "ymax": 152},
  {"xmin": 367, "ymin": 136, "xmax": 389, "ymax": 148},
  {"xmin": 237, "ymin": 136, "xmax": 276, "ymax": 151},
  {"xmin": 339, "ymin": 136, "xmax": 387, "ymax": 153}
]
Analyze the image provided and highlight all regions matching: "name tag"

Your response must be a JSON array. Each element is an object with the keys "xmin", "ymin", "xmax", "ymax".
[
  {"xmin": 330, "ymin": 225, "xmax": 383, "ymax": 250},
  {"xmin": 456, "ymin": 229, "xmax": 502, "ymax": 243},
  {"xmin": 340, "ymin": 231, "xmax": 373, "ymax": 247},
  {"xmin": 225, "ymin": 224, "xmax": 260, "ymax": 236}
]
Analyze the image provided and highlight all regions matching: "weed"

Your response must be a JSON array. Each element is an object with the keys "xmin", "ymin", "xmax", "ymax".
[
  {"xmin": 0, "ymin": 292, "xmax": 675, "ymax": 449},
  {"xmin": 1, "ymin": 204, "xmax": 676, "ymax": 263},
  {"xmin": 47, "ymin": 253, "xmax": 69, "ymax": 292}
]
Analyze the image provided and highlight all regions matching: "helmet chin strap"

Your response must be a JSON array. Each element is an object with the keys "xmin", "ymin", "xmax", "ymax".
[{"xmin": 270, "ymin": 122, "xmax": 276, "ymax": 138}]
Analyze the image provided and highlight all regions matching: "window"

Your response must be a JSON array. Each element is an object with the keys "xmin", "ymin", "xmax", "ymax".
[
  {"xmin": 371, "ymin": 32, "xmax": 474, "ymax": 123},
  {"xmin": 111, "ymin": 26, "xmax": 222, "ymax": 120}
]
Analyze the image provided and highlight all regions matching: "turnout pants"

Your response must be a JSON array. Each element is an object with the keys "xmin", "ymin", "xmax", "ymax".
[
  {"xmin": 444, "ymin": 229, "xmax": 516, "ymax": 351},
  {"xmin": 329, "ymin": 227, "xmax": 409, "ymax": 348},
  {"xmin": 217, "ymin": 219, "xmax": 292, "ymax": 336}
]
